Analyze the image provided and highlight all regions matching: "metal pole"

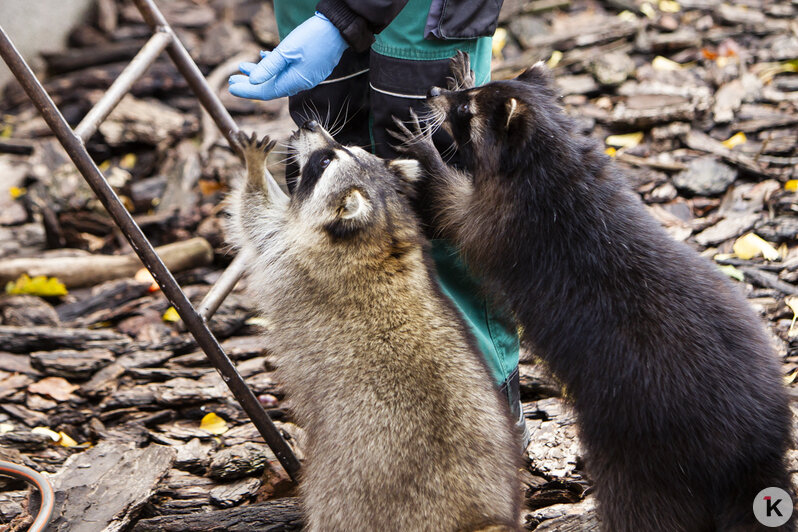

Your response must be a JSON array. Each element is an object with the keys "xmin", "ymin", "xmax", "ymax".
[
  {"xmin": 74, "ymin": 30, "xmax": 172, "ymax": 141},
  {"xmin": 198, "ymin": 249, "xmax": 250, "ymax": 321},
  {"xmin": 0, "ymin": 26, "xmax": 301, "ymax": 482}
]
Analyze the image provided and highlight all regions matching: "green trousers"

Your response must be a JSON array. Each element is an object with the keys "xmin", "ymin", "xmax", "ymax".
[{"xmin": 274, "ymin": 0, "xmax": 520, "ymax": 392}]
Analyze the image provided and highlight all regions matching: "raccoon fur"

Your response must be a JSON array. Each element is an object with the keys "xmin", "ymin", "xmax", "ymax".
[
  {"xmin": 391, "ymin": 52, "xmax": 794, "ymax": 531},
  {"xmin": 225, "ymin": 127, "xmax": 521, "ymax": 532}
]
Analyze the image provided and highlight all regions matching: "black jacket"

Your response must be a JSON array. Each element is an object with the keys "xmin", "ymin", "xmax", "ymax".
[{"xmin": 316, "ymin": 0, "xmax": 503, "ymax": 52}]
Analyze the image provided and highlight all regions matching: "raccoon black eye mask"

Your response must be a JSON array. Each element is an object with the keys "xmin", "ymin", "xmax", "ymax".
[{"xmin": 391, "ymin": 52, "xmax": 794, "ymax": 532}]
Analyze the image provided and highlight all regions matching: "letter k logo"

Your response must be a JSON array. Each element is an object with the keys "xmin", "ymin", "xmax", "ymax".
[{"xmin": 764, "ymin": 496, "xmax": 783, "ymax": 518}]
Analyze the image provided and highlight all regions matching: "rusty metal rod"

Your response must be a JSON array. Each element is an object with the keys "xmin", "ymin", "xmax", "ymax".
[
  {"xmin": 74, "ymin": 29, "xmax": 172, "ymax": 141},
  {"xmin": 0, "ymin": 25, "xmax": 301, "ymax": 482},
  {"xmin": 198, "ymin": 249, "xmax": 250, "ymax": 321}
]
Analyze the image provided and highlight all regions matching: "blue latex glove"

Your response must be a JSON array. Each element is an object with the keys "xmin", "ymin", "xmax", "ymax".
[{"xmin": 228, "ymin": 12, "xmax": 348, "ymax": 100}]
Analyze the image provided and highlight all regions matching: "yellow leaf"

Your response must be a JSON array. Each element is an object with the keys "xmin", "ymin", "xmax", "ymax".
[
  {"xmin": 547, "ymin": 50, "xmax": 563, "ymax": 69},
  {"xmin": 786, "ymin": 296, "xmax": 798, "ymax": 339},
  {"xmin": 98, "ymin": 160, "xmax": 111, "ymax": 172},
  {"xmin": 785, "ymin": 180, "xmax": 798, "ymax": 192},
  {"xmin": 617, "ymin": 10, "xmax": 638, "ymax": 21},
  {"xmin": 492, "ymin": 28, "xmax": 507, "ymax": 59},
  {"xmin": 119, "ymin": 153, "xmax": 137, "ymax": 169},
  {"xmin": 652, "ymin": 56, "xmax": 682, "ymax": 71},
  {"xmin": 200, "ymin": 412, "xmax": 228, "ymax": 435},
  {"xmin": 721, "ymin": 131, "xmax": 747, "ymax": 149},
  {"xmin": 606, "ymin": 132, "xmax": 644, "ymax": 149},
  {"xmin": 717, "ymin": 264, "xmax": 744, "ymax": 282},
  {"xmin": 658, "ymin": 0, "xmax": 681, "ymax": 12},
  {"xmin": 5, "ymin": 274, "xmax": 68, "ymax": 297},
  {"xmin": 32, "ymin": 426, "xmax": 60, "ymax": 442},
  {"xmin": 640, "ymin": 2, "xmax": 656, "ymax": 18},
  {"xmin": 162, "ymin": 306, "xmax": 181, "ymax": 322},
  {"xmin": 58, "ymin": 431, "xmax": 78, "ymax": 447},
  {"xmin": 0, "ymin": 123, "xmax": 12, "ymax": 138},
  {"xmin": 732, "ymin": 233, "xmax": 780, "ymax": 261},
  {"xmin": 605, "ymin": 147, "xmax": 617, "ymax": 157},
  {"xmin": 9, "ymin": 186, "xmax": 26, "ymax": 199}
]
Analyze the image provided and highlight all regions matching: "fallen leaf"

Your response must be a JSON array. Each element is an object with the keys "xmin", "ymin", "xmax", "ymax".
[
  {"xmin": 701, "ymin": 48, "xmax": 718, "ymax": 61},
  {"xmin": 5, "ymin": 274, "xmax": 68, "ymax": 297},
  {"xmin": 547, "ymin": 50, "xmax": 563, "ymax": 69},
  {"xmin": 717, "ymin": 264, "xmax": 744, "ymax": 282},
  {"xmin": 58, "ymin": 431, "xmax": 78, "ymax": 447},
  {"xmin": 200, "ymin": 412, "xmax": 228, "ymax": 435},
  {"xmin": 658, "ymin": 0, "xmax": 680, "ymax": 12},
  {"xmin": 492, "ymin": 28, "xmax": 507, "ymax": 60},
  {"xmin": 640, "ymin": 2, "xmax": 656, "ymax": 18},
  {"xmin": 135, "ymin": 268, "xmax": 160, "ymax": 292},
  {"xmin": 119, "ymin": 153, "xmax": 137, "ymax": 169},
  {"xmin": 721, "ymin": 131, "xmax": 747, "ymax": 149},
  {"xmin": 9, "ymin": 186, "xmax": 26, "ymax": 199},
  {"xmin": 785, "ymin": 180, "xmax": 797, "ymax": 192},
  {"xmin": 786, "ymin": 296, "xmax": 798, "ymax": 339},
  {"xmin": 199, "ymin": 179, "xmax": 224, "ymax": 196},
  {"xmin": 652, "ymin": 56, "xmax": 682, "ymax": 71},
  {"xmin": 617, "ymin": 10, "xmax": 638, "ymax": 21},
  {"xmin": 732, "ymin": 233, "xmax": 780, "ymax": 261},
  {"xmin": 28, "ymin": 377, "xmax": 79, "ymax": 402},
  {"xmin": 606, "ymin": 132, "xmax": 644, "ymax": 149},
  {"xmin": 605, "ymin": 147, "xmax": 617, "ymax": 157},
  {"xmin": 32, "ymin": 426, "xmax": 60, "ymax": 441},
  {"xmin": 162, "ymin": 306, "xmax": 181, "ymax": 322}
]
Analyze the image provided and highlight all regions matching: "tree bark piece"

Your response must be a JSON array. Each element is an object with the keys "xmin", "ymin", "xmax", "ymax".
[
  {"xmin": 44, "ymin": 442, "xmax": 175, "ymax": 532},
  {"xmin": 0, "ymin": 237, "xmax": 213, "ymax": 288},
  {"xmin": 0, "ymin": 325, "xmax": 131, "ymax": 354},
  {"xmin": 131, "ymin": 497, "xmax": 303, "ymax": 532}
]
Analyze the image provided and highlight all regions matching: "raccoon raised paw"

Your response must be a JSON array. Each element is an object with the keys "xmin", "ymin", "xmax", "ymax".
[
  {"xmin": 388, "ymin": 109, "xmax": 439, "ymax": 167},
  {"xmin": 230, "ymin": 131, "xmax": 276, "ymax": 166},
  {"xmin": 447, "ymin": 51, "xmax": 475, "ymax": 90}
]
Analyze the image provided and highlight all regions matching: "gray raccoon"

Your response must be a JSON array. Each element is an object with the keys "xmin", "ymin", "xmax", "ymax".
[
  {"xmin": 392, "ymin": 53, "xmax": 794, "ymax": 531},
  {"xmin": 225, "ymin": 127, "xmax": 521, "ymax": 532}
]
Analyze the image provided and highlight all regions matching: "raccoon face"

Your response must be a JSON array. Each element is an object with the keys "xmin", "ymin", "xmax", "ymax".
[
  {"xmin": 424, "ymin": 62, "xmax": 562, "ymax": 174},
  {"xmin": 289, "ymin": 120, "xmax": 421, "ymax": 240}
]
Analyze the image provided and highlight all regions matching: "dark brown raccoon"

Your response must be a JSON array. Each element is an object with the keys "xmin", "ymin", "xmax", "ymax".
[{"xmin": 392, "ymin": 53, "xmax": 794, "ymax": 532}]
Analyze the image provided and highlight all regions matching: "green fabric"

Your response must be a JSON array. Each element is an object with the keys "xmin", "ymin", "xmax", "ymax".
[{"xmin": 272, "ymin": 0, "xmax": 520, "ymax": 388}]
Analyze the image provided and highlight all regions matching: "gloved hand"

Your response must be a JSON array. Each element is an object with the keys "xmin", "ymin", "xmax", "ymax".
[{"xmin": 228, "ymin": 12, "xmax": 348, "ymax": 101}]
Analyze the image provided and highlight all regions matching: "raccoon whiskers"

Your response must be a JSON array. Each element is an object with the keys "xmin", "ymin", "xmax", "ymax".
[{"xmin": 329, "ymin": 99, "xmax": 352, "ymax": 138}]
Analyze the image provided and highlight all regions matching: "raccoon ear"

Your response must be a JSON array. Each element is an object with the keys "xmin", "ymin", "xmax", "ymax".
[
  {"xmin": 505, "ymin": 98, "xmax": 519, "ymax": 129},
  {"xmin": 387, "ymin": 159, "xmax": 421, "ymax": 199},
  {"xmin": 516, "ymin": 60, "xmax": 554, "ymax": 87},
  {"xmin": 338, "ymin": 188, "xmax": 370, "ymax": 221},
  {"xmin": 387, "ymin": 159, "xmax": 421, "ymax": 184}
]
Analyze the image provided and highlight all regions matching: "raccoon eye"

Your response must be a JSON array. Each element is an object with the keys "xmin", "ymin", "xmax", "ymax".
[
  {"xmin": 457, "ymin": 103, "xmax": 470, "ymax": 114},
  {"xmin": 320, "ymin": 157, "xmax": 331, "ymax": 169}
]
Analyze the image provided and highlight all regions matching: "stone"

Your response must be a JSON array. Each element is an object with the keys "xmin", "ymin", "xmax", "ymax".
[
  {"xmin": 589, "ymin": 52, "xmax": 636, "ymax": 87},
  {"xmin": 672, "ymin": 157, "xmax": 737, "ymax": 196}
]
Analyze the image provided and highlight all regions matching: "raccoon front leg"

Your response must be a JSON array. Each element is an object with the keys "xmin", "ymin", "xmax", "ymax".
[
  {"xmin": 447, "ymin": 51, "xmax": 475, "ymax": 90},
  {"xmin": 230, "ymin": 131, "xmax": 276, "ymax": 195},
  {"xmin": 390, "ymin": 111, "xmax": 474, "ymax": 238},
  {"xmin": 227, "ymin": 131, "xmax": 286, "ymax": 254}
]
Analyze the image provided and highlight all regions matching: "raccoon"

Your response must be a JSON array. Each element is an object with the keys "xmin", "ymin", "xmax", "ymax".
[
  {"xmin": 225, "ymin": 127, "xmax": 521, "ymax": 532},
  {"xmin": 391, "ymin": 53, "xmax": 794, "ymax": 531}
]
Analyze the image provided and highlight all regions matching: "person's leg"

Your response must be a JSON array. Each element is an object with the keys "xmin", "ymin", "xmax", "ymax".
[{"xmin": 369, "ymin": 0, "xmax": 526, "ymax": 447}]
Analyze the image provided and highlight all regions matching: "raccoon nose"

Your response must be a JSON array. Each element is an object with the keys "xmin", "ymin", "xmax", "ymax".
[
  {"xmin": 302, "ymin": 120, "xmax": 318, "ymax": 132},
  {"xmin": 427, "ymin": 86, "xmax": 442, "ymax": 98}
]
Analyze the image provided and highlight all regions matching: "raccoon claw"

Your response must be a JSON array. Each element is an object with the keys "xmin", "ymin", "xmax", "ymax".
[
  {"xmin": 230, "ymin": 130, "xmax": 276, "ymax": 163},
  {"xmin": 389, "ymin": 110, "xmax": 433, "ymax": 151},
  {"xmin": 447, "ymin": 51, "xmax": 475, "ymax": 90}
]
